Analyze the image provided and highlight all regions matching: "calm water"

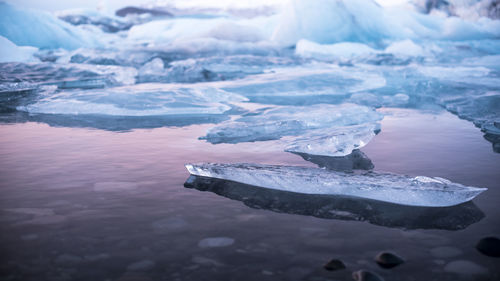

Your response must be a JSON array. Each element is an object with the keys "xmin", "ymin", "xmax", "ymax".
[{"xmin": 0, "ymin": 108, "xmax": 499, "ymax": 281}]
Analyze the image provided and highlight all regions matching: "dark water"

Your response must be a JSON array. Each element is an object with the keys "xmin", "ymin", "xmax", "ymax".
[{"xmin": 0, "ymin": 108, "xmax": 499, "ymax": 281}]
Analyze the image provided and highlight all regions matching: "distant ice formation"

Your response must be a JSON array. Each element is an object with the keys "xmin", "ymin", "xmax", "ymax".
[
  {"xmin": 0, "ymin": 2, "xmax": 97, "ymax": 49},
  {"xmin": 0, "ymin": 36, "xmax": 37, "ymax": 63},
  {"xmin": 185, "ymin": 163, "xmax": 487, "ymax": 207}
]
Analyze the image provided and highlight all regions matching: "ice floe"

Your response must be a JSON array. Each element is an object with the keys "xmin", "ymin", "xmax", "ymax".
[{"xmin": 185, "ymin": 163, "xmax": 487, "ymax": 207}]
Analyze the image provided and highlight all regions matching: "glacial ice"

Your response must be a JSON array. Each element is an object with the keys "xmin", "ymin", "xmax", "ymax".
[
  {"xmin": 18, "ymin": 85, "xmax": 246, "ymax": 116},
  {"xmin": 0, "ymin": 36, "xmax": 37, "ymax": 63},
  {"xmin": 285, "ymin": 123, "xmax": 380, "ymax": 157},
  {"xmin": 138, "ymin": 55, "xmax": 297, "ymax": 83},
  {"xmin": 185, "ymin": 163, "xmax": 487, "ymax": 207},
  {"xmin": 203, "ymin": 104, "xmax": 382, "ymax": 144},
  {"xmin": 57, "ymin": 9, "xmax": 132, "ymax": 33},
  {"xmin": 0, "ymin": 62, "xmax": 137, "ymax": 89},
  {"xmin": 221, "ymin": 65, "xmax": 387, "ymax": 104},
  {"xmin": 272, "ymin": 0, "xmax": 500, "ymax": 46},
  {"xmin": 0, "ymin": 2, "xmax": 97, "ymax": 49}
]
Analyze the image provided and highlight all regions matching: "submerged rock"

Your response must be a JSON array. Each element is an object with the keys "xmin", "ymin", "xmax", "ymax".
[
  {"xmin": 352, "ymin": 270, "xmax": 384, "ymax": 281},
  {"xmin": 476, "ymin": 236, "xmax": 500, "ymax": 257},
  {"xmin": 323, "ymin": 259, "xmax": 346, "ymax": 271},
  {"xmin": 375, "ymin": 252, "xmax": 404, "ymax": 269}
]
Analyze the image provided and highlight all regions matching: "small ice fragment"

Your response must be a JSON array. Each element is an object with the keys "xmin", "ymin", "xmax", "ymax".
[
  {"xmin": 285, "ymin": 123, "xmax": 379, "ymax": 157},
  {"xmin": 185, "ymin": 163, "xmax": 486, "ymax": 207}
]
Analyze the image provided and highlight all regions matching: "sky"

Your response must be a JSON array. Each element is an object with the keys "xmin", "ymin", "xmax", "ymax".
[{"xmin": 4, "ymin": 0, "xmax": 409, "ymax": 13}]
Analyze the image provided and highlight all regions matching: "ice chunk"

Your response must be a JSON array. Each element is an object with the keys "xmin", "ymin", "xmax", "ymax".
[
  {"xmin": 18, "ymin": 85, "xmax": 246, "ymax": 116},
  {"xmin": 0, "ymin": 2, "xmax": 97, "ymax": 49},
  {"xmin": 295, "ymin": 39, "xmax": 378, "ymax": 60},
  {"xmin": 57, "ymin": 9, "xmax": 133, "ymax": 33},
  {"xmin": 127, "ymin": 16, "xmax": 272, "ymax": 44},
  {"xmin": 221, "ymin": 65, "xmax": 386, "ymax": 105},
  {"xmin": 292, "ymin": 149, "xmax": 374, "ymax": 171},
  {"xmin": 0, "ymin": 36, "xmax": 37, "ymax": 63},
  {"xmin": 348, "ymin": 93, "xmax": 410, "ymax": 108},
  {"xmin": 203, "ymin": 104, "xmax": 382, "ymax": 144},
  {"xmin": 185, "ymin": 175, "xmax": 485, "ymax": 230},
  {"xmin": 272, "ymin": 0, "xmax": 500, "ymax": 46},
  {"xmin": 439, "ymin": 92, "xmax": 500, "ymax": 152},
  {"xmin": 385, "ymin": 40, "xmax": 426, "ymax": 57},
  {"xmin": 138, "ymin": 55, "xmax": 297, "ymax": 84},
  {"xmin": 284, "ymin": 123, "xmax": 380, "ymax": 157},
  {"xmin": 0, "ymin": 62, "xmax": 137, "ymax": 89},
  {"xmin": 185, "ymin": 163, "xmax": 487, "ymax": 207}
]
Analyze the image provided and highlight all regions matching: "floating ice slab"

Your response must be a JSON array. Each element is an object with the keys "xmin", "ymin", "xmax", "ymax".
[
  {"xmin": 18, "ymin": 85, "xmax": 246, "ymax": 117},
  {"xmin": 185, "ymin": 163, "xmax": 487, "ymax": 207},
  {"xmin": 203, "ymin": 104, "xmax": 382, "ymax": 144},
  {"xmin": 285, "ymin": 123, "xmax": 379, "ymax": 157}
]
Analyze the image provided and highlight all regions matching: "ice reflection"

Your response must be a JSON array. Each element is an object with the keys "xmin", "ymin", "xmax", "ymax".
[{"xmin": 184, "ymin": 175, "xmax": 485, "ymax": 230}]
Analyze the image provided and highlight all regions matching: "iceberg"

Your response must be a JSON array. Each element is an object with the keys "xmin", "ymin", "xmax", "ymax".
[
  {"xmin": 0, "ymin": 2, "xmax": 97, "ymax": 49},
  {"xmin": 0, "ymin": 36, "xmax": 37, "ymax": 63},
  {"xmin": 185, "ymin": 163, "xmax": 487, "ymax": 207},
  {"xmin": 284, "ymin": 123, "xmax": 380, "ymax": 157},
  {"xmin": 272, "ymin": 0, "xmax": 500, "ymax": 46},
  {"xmin": 203, "ymin": 104, "xmax": 382, "ymax": 144},
  {"xmin": 57, "ymin": 9, "xmax": 133, "ymax": 33}
]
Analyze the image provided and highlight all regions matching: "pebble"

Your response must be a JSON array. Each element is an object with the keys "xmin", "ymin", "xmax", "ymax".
[
  {"xmin": 476, "ymin": 236, "xmax": 500, "ymax": 257},
  {"xmin": 126, "ymin": 260, "xmax": 155, "ymax": 271},
  {"xmin": 352, "ymin": 270, "xmax": 384, "ymax": 281},
  {"xmin": 444, "ymin": 260, "xmax": 488, "ymax": 275},
  {"xmin": 198, "ymin": 237, "xmax": 235, "ymax": 248},
  {"xmin": 323, "ymin": 259, "xmax": 346, "ymax": 271},
  {"xmin": 374, "ymin": 252, "xmax": 404, "ymax": 269}
]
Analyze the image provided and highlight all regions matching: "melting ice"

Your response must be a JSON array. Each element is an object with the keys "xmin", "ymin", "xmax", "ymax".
[
  {"xmin": 1, "ymin": 0, "xmax": 499, "ymax": 205},
  {"xmin": 185, "ymin": 163, "xmax": 487, "ymax": 207}
]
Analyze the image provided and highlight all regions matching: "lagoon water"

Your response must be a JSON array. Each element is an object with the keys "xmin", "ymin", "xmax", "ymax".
[{"xmin": 1, "ymin": 0, "xmax": 500, "ymax": 280}]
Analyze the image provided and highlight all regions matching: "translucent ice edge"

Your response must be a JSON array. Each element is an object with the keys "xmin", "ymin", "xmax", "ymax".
[{"xmin": 185, "ymin": 163, "xmax": 487, "ymax": 207}]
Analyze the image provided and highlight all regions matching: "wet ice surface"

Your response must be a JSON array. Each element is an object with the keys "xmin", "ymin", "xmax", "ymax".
[
  {"xmin": 1, "ymin": 0, "xmax": 500, "ymax": 280},
  {"xmin": 185, "ymin": 163, "xmax": 486, "ymax": 207}
]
